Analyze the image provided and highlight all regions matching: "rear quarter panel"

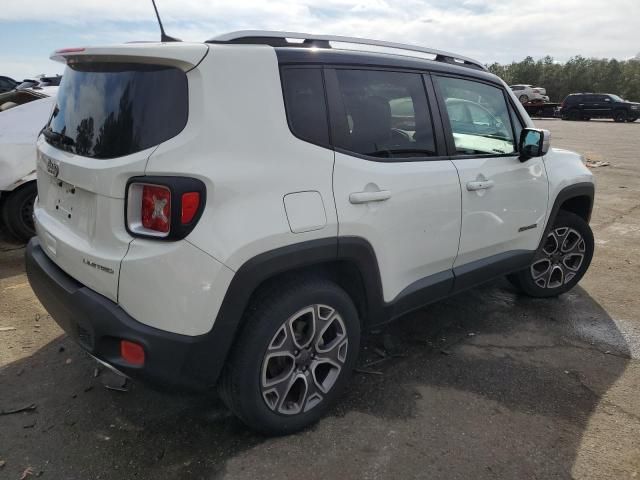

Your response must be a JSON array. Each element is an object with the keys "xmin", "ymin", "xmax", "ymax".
[{"xmin": 143, "ymin": 45, "xmax": 338, "ymax": 271}]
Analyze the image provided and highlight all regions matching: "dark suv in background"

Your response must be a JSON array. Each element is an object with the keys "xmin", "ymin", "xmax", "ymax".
[{"xmin": 559, "ymin": 93, "xmax": 640, "ymax": 122}]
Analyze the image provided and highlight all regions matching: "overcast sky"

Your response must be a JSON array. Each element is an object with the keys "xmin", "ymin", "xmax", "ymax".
[{"xmin": 1, "ymin": 0, "xmax": 638, "ymax": 80}]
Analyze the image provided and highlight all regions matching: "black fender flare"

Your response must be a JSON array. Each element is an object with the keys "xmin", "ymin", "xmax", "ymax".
[
  {"xmin": 543, "ymin": 182, "xmax": 595, "ymax": 236},
  {"xmin": 192, "ymin": 236, "xmax": 384, "ymax": 386}
]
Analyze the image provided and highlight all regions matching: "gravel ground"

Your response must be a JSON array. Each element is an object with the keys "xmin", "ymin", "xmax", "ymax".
[{"xmin": 0, "ymin": 118, "xmax": 639, "ymax": 479}]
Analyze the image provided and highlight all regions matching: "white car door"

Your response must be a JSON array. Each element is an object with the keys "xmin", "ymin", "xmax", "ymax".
[
  {"xmin": 433, "ymin": 75, "xmax": 549, "ymax": 288},
  {"xmin": 328, "ymin": 68, "xmax": 462, "ymax": 304}
]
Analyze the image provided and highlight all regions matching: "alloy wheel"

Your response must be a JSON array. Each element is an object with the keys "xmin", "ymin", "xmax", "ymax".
[
  {"xmin": 530, "ymin": 227, "xmax": 586, "ymax": 289},
  {"xmin": 260, "ymin": 304, "xmax": 348, "ymax": 415}
]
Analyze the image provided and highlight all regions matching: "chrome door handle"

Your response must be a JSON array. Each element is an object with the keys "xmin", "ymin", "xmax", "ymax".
[
  {"xmin": 466, "ymin": 180, "xmax": 494, "ymax": 191},
  {"xmin": 349, "ymin": 190, "xmax": 392, "ymax": 204}
]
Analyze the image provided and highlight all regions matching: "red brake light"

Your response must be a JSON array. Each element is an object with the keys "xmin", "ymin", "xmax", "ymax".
[
  {"xmin": 141, "ymin": 185, "xmax": 171, "ymax": 233},
  {"xmin": 55, "ymin": 47, "xmax": 86, "ymax": 54},
  {"xmin": 120, "ymin": 340, "xmax": 145, "ymax": 366},
  {"xmin": 181, "ymin": 192, "xmax": 201, "ymax": 224}
]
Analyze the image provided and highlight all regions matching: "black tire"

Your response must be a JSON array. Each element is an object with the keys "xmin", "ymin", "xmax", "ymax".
[
  {"xmin": 582, "ymin": 116, "xmax": 591, "ymax": 121},
  {"xmin": 614, "ymin": 110, "xmax": 627, "ymax": 123},
  {"xmin": 0, "ymin": 182, "xmax": 37, "ymax": 242},
  {"xmin": 519, "ymin": 94, "xmax": 529, "ymax": 103},
  {"xmin": 507, "ymin": 211, "xmax": 594, "ymax": 298},
  {"xmin": 219, "ymin": 277, "xmax": 360, "ymax": 435},
  {"xmin": 627, "ymin": 116, "xmax": 638, "ymax": 123}
]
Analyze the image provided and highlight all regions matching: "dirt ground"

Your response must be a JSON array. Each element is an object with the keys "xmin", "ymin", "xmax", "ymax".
[{"xmin": 1, "ymin": 119, "xmax": 639, "ymax": 479}]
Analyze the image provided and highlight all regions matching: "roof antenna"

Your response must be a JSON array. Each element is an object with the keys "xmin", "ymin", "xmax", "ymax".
[{"xmin": 151, "ymin": 0, "xmax": 181, "ymax": 42}]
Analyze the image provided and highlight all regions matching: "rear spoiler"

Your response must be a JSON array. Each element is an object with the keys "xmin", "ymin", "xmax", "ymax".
[{"xmin": 50, "ymin": 43, "xmax": 209, "ymax": 71}]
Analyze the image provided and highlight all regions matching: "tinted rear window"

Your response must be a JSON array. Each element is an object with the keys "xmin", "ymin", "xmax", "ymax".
[{"xmin": 45, "ymin": 63, "xmax": 187, "ymax": 159}]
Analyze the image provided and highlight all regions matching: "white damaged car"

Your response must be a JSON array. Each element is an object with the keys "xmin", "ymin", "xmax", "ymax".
[{"xmin": 0, "ymin": 86, "xmax": 57, "ymax": 240}]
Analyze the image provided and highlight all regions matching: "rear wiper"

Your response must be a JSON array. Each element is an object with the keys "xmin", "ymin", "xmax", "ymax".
[{"xmin": 42, "ymin": 128, "xmax": 75, "ymax": 146}]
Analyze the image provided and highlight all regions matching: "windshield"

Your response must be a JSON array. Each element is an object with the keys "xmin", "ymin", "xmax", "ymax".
[
  {"xmin": 44, "ymin": 62, "xmax": 188, "ymax": 159},
  {"xmin": 609, "ymin": 94, "xmax": 624, "ymax": 102}
]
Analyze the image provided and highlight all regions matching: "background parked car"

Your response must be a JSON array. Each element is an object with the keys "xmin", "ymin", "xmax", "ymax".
[
  {"xmin": 16, "ymin": 74, "xmax": 62, "ymax": 90},
  {"xmin": 0, "ymin": 86, "xmax": 57, "ymax": 241},
  {"xmin": 0, "ymin": 76, "xmax": 18, "ymax": 93},
  {"xmin": 510, "ymin": 84, "xmax": 549, "ymax": 103},
  {"xmin": 559, "ymin": 93, "xmax": 640, "ymax": 122}
]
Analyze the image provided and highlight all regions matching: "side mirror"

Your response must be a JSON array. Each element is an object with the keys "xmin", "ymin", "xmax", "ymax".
[{"xmin": 519, "ymin": 128, "xmax": 550, "ymax": 161}]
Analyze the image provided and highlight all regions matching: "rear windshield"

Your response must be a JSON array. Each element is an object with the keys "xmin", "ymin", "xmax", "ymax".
[{"xmin": 44, "ymin": 63, "xmax": 187, "ymax": 159}]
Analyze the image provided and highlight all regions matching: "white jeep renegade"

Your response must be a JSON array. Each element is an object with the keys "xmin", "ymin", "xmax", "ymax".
[{"xmin": 26, "ymin": 32, "xmax": 595, "ymax": 435}]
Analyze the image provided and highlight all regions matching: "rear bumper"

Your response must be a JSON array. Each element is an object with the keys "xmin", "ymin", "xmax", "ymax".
[{"xmin": 25, "ymin": 237, "xmax": 229, "ymax": 390}]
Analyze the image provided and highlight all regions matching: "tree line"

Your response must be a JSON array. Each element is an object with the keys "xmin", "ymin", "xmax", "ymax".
[{"xmin": 487, "ymin": 56, "xmax": 640, "ymax": 103}]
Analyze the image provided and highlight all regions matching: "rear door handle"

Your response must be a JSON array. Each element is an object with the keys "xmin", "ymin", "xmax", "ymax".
[
  {"xmin": 466, "ymin": 180, "xmax": 494, "ymax": 191},
  {"xmin": 349, "ymin": 190, "xmax": 392, "ymax": 204}
]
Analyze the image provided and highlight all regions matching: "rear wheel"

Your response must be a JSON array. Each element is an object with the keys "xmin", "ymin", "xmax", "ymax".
[
  {"xmin": 219, "ymin": 278, "xmax": 360, "ymax": 435},
  {"xmin": 519, "ymin": 94, "xmax": 529, "ymax": 103},
  {"xmin": 1, "ymin": 182, "xmax": 37, "ymax": 242},
  {"xmin": 614, "ymin": 110, "xmax": 627, "ymax": 122},
  {"xmin": 508, "ymin": 212, "xmax": 594, "ymax": 298}
]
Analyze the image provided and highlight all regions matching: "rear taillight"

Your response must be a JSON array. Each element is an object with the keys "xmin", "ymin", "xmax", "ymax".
[
  {"xmin": 181, "ymin": 192, "xmax": 201, "ymax": 224},
  {"xmin": 141, "ymin": 185, "xmax": 171, "ymax": 233},
  {"xmin": 126, "ymin": 177, "xmax": 206, "ymax": 240}
]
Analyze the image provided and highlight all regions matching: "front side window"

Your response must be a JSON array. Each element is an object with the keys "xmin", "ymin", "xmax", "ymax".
[
  {"xmin": 281, "ymin": 68, "xmax": 330, "ymax": 147},
  {"xmin": 436, "ymin": 76, "xmax": 516, "ymax": 156},
  {"xmin": 45, "ymin": 63, "xmax": 188, "ymax": 159},
  {"xmin": 331, "ymin": 69, "xmax": 437, "ymax": 159}
]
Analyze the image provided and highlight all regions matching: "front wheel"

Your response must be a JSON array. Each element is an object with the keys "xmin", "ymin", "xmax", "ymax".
[
  {"xmin": 614, "ymin": 110, "xmax": 627, "ymax": 122},
  {"xmin": 508, "ymin": 212, "xmax": 594, "ymax": 298},
  {"xmin": 219, "ymin": 278, "xmax": 360, "ymax": 435}
]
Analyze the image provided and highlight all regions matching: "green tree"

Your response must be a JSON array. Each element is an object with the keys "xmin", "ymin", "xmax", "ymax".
[{"xmin": 486, "ymin": 55, "xmax": 640, "ymax": 102}]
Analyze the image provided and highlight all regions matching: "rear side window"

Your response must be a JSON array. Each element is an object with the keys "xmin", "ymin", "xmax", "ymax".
[
  {"xmin": 435, "ymin": 76, "xmax": 516, "ymax": 156},
  {"xmin": 45, "ymin": 63, "xmax": 188, "ymax": 159},
  {"xmin": 330, "ymin": 69, "xmax": 436, "ymax": 159},
  {"xmin": 281, "ymin": 68, "xmax": 330, "ymax": 147}
]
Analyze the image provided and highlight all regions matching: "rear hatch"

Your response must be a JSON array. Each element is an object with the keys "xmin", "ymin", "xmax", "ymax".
[{"xmin": 35, "ymin": 43, "xmax": 207, "ymax": 302}]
